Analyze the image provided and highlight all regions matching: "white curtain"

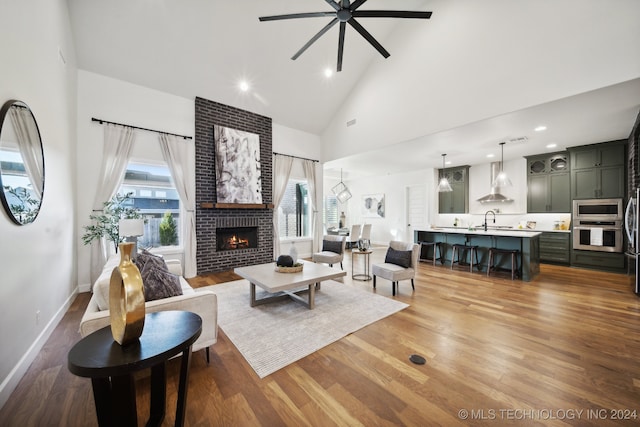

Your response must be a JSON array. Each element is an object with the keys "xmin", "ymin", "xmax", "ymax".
[
  {"xmin": 159, "ymin": 133, "xmax": 197, "ymax": 278},
  {"xmin": 9, "ymin": 106, "xmax": 44, "ymax": 198},
  {"xmin": 272, "ymin": 154, "xmax": 293, "ymax": 259},
  {"xmin": 89, "ymin": 124, "xmax": 136, "ymax": 284},
  {"xmin": 303, "ymin": 159, "xmax": 320, "ymax": 253}
]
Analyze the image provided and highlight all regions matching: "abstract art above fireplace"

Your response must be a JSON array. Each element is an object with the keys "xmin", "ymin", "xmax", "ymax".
[{"xmin": 213, "ymin": 124, "xmax": 263, "ymax": 204}]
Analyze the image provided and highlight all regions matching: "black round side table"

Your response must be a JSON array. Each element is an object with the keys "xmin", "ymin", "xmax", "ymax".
[{"xmin": 68, "ymin": 311, "xmax": 202, "ymax": 427}]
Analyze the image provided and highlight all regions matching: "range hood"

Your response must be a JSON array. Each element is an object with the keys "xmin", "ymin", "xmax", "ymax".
[{"xmin": 477, "ymin": 162, "xmax": 513, "ymax": 203}]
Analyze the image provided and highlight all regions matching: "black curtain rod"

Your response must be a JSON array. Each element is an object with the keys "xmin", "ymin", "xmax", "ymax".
[
  {"xmin": 91, "ymin": 117, "xmax": 193, "ymax": 140},
  {"xmin": 273, "ymin": 152, "xmax": 319, "ymax": 163}
]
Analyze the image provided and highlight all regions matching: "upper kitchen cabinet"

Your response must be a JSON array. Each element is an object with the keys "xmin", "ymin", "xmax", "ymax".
[
  {"xmin": 438, "ymin": 165, "xmax": 469, "ymax": 213},
  {"xmin": 569, "ymin": 141, "xmax": 626, "ymax": 199},
  {"xmin": 525, "ymin": 152, "xmax": 570, "ymax": 213}
]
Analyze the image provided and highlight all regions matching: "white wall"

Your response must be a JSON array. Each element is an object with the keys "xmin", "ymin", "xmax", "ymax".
[
  {"xmin": 330, "ymin": 169, "xmax": 435, "ymax": 245},
  {"xmin": 0, "ymin": 0, "xmax": 78, "ymax": 408}
]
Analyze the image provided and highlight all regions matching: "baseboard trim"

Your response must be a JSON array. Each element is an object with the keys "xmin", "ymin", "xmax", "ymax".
[{"xmin": 0, "ymin": 288, "xmax": 78, "ymax": 410}]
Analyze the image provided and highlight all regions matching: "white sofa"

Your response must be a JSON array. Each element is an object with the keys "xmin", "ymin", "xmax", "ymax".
[{"xmin": 80, "ymin": 254, "xmax": 218, "ymax": 359}]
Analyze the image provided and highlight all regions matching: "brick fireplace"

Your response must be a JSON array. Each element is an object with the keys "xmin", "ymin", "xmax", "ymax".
[{"xmin": 195, "ymin": 97, "xmax": 274, "ymax": 273}]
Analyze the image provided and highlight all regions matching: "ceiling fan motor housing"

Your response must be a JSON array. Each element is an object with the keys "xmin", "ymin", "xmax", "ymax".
[{"xmin": 337, "ymin": 9, "xmax": 352, "ymax": 22}]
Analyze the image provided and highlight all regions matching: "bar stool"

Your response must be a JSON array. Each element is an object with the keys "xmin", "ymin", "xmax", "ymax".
[
  {"xmin": 487, "ymin": 248, "xmax": 520, "ymax": 280},
  {"xmin": 419, "ymin": 241, "xmax": 443, "ymax": 266},
  {"xmin": 451, "ymin": 244, "xmax": 480, "ymax": 272}
]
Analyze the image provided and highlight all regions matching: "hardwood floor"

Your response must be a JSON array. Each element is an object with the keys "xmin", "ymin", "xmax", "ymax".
[{"xmin": 2, "ymin": 249, "xmax": 639, "ymax": 426}]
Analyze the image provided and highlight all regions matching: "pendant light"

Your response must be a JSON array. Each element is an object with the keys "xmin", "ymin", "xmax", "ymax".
[
  {"xmin": 493, "ymin": 142, "xmax": 512, "ymax": 187},
  {"xmin": 332, "ymin": 169, "xmax": 352, "ymax": 203},
  {"xmin": 437, "ymin": 154, "xmax": 453, "ymax": 192}
]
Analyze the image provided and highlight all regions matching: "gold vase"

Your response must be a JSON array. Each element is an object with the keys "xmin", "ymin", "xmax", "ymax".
[{"xmin": 109, "ymin": 242, "xmax": 145, "ymax": 345}]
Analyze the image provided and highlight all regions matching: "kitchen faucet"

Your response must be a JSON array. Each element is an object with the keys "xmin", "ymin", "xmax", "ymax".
[{"xmin": 484, "ymin": 210, "xmax": 496, "ymax": 232}]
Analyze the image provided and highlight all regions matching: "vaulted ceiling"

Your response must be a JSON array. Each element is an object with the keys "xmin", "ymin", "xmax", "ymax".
[{"xmin": 67, "ymin": 0, "xmax": 640, "ymax": 178}]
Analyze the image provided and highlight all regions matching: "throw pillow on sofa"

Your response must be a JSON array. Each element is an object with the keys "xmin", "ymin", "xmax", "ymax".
[
  {"xmin": 384, "ymin": 247, "xmax": 412, "ymax": 268},
  {"xmin": 322, "ymin": 239, "xmax": 343, "ymax": 254},
  {"xmin": 140, "ymin": 260, "xmax": 183, "ymax": 302},
  {"xmin": 134, "ymin": 249, "xmax": 168, "ymax": 272}
]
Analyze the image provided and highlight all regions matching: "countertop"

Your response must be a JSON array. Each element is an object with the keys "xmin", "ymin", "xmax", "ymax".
[
  {"xmin": 423, "ymin": 227, "xmax": 542, "ymax": 238},
  {"xmin": 433, "ymin": 226, "xmax": 571, "ymax": 234}
]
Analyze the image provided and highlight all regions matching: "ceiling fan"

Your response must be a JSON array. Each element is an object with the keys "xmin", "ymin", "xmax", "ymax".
[{"xmin": 259, "ymin": 0, "xmax": 432, "ymax": 72}]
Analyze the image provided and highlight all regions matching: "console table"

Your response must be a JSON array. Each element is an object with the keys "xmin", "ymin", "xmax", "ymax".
[{"xmin": 67, "ymin": 311, "xmax": 202, "ymax": 427}]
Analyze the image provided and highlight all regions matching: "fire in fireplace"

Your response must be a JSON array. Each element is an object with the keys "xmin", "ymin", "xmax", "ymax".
[{"xmin": 216, "ymin": 226, "xmax": 258, "ymax": 251}]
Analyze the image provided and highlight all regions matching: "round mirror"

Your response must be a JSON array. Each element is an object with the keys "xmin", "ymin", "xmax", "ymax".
[{"xmin": 0, "ymin": 100, "xmax": 45, "ymax": 225}]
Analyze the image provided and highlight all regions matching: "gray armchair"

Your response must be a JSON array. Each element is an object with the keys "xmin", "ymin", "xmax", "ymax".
[
  {"xmin": 372, "ymin": 240, "xmax": 420, "ymax": 296},
  {"xmin": 312, "ymin": 235, "xmax": 347, "ymax": 270}
]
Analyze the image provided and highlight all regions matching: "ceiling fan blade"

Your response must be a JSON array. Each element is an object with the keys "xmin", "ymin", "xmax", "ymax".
[
  {"xmin": 349, "ymin": 0, "xmax": 368, "ymax": 11},
  {"xmin": 353, "ymin": 10, "xmax": 432, "ymax": 19},
  {"xmin": 347, "ymin": 18, "xmax": 390, "ymax": 58},
  {"xmin": 259, "ymin": 12, "xmax": 335, "ymax": 22},
  {"xmin": 292, "ymin": 18, "xmax": 339, "ymax": 60},
  {"xmin": 337, "ymin": 22, "xmax": 346, "ymax": 72},
  {"xmin": 324, "ymin": 0, "xmax": 341, "ymax": 11}
]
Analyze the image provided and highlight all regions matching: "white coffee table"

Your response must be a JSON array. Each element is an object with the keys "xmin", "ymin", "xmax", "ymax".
[{"xmin": 234, "ymin": 260, "xmax": 346, "ymax": 309}]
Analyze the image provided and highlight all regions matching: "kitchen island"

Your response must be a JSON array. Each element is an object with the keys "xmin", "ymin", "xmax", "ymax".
[{"xmin": 414, "ymin": 228, "xmax": 541, "ymax": 281}]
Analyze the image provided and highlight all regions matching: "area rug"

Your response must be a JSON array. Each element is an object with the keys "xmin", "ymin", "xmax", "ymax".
[{"xmin": 198, "ymin": 280, "xmax": 409, "ymax": 378}]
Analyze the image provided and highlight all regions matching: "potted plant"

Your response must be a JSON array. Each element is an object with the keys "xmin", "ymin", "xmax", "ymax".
[{"xmin": 82, "ymin": 192, "xmax": 141, "ymax": 252}]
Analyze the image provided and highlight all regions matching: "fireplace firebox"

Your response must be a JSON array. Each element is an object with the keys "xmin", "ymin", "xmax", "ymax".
[{"xmin": 216, "ymin": 227, "xmax": 258, "ymax": 251}]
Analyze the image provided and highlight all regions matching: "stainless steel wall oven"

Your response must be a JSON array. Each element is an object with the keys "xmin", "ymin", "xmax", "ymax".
[{"xmin": 572, "ymin": 199, "xmax": 623, "ymax": 253}]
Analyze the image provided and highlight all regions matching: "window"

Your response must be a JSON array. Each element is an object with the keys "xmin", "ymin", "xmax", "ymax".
[
  {"xmin": 119, "ymin": 162, "xmax": 181, "ymax": 248},
  {"xmin": 277, "ymin": 179, "xmax": 310, "ymax": 238},
  {"xmin": 324, "ymin": 194, "xmax": 338, "ymax": 227}
]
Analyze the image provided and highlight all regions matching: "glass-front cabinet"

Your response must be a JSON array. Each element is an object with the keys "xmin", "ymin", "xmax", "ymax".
[{"xmin": 525, "ymin": 152, "xmax": 570, "ymax": 213}]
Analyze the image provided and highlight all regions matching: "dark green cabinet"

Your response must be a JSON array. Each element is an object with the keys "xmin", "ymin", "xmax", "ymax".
[
  {"xmin": 525, "ymin": 152, "xmax": 570, "ymax": 213},
  {"xmin": 438, "ymin": 165, "xmax": 469, "ymax": 213},
  {"xmin": 539, "ymin": 232, "xmax": 570, "ymax": 264},
  {"xmin": 569, "ymin": 142, "xmax": 625, "ymax": 199}
]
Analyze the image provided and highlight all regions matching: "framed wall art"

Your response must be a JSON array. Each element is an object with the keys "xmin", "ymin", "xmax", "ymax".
[
  {"xmin": 213, "ymin": 124, "xmax": 263, "ymax": 204},
  {"xmin": 362, "ymin": 193, "xmax": 385, "ymax": 218}
]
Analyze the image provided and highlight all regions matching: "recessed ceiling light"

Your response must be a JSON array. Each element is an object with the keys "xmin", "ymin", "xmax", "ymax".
[
  {"xmin": 546, "ymin": 143, "xmax": 557, "ymax": 149},
  {"xmin": 239, "ymin": 80, "xmax": 250, "ymax": 92},
  {"xmin": 324, "ymin": 68, "xmax": 333, "ymax": 78},
  {"xmin": 487, "ymin": 153, "xmax": 495, "ymax": 158},
  {"xmin": 534, "ymin": 125, "xmax": 547, "ymax": 132}
]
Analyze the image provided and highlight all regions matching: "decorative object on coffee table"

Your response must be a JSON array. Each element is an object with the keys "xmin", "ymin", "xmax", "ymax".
[
  {"xmin": 109, "ymin": 242, "xmax": 145, "ymax": 345},
  {"xmin": 275, "ymin": 263, "xmax": 303, "ymax": 273},
  {"xmin": 275, "ymin": 254, "xmax": 303, "ymax": 273}
]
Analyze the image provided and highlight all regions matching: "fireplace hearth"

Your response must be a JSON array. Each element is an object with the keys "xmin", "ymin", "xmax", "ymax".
[{"xmin": 216, "ymin": 227, "xmax": 258, "ymax": 251}]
